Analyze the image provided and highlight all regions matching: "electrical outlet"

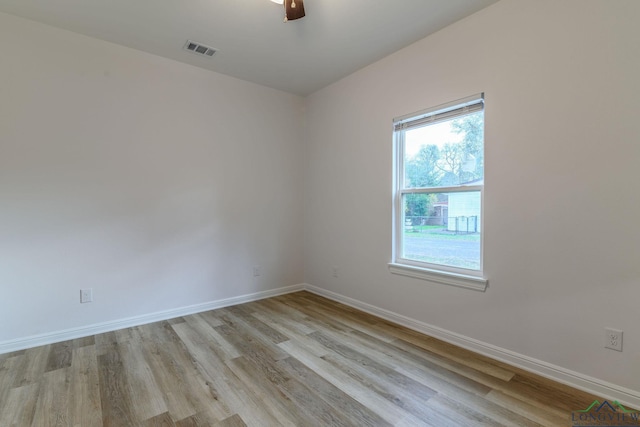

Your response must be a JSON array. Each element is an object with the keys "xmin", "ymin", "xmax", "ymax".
[
  {"xmin": 253, "ymin": 265, "xmax": 261, "ymax": 277},
  {"xmin": 80, "ymin": 288, "xmax": 93, "ymax": 303},
  {"xmin": 605, "ymin": 328, "xmax": 623, "ymax": 351},
  {"xmin": 332, "ymin": 266, "xmax": 339, "ymax": 278}
]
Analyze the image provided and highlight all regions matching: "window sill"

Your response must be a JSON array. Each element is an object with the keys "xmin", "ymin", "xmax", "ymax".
[{"xmin": 388, "ymin": 263, "xmax": 488, "ymax": 292}]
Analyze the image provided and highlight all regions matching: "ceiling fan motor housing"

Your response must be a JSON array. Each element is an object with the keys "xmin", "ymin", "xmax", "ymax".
[{"xmin": 285, "ymin": 0, "xmax": 305, "ymax": 21}]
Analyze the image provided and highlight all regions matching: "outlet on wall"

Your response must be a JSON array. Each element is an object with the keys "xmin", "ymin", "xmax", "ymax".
[
  {"xmin": 80, "ymin": 288, "xmax": 93, "ymax": 303},
  {"xmin": 605, "ymin": 328, "xmax": 623, "ymax": 352},
  {"xmin": 332, "ymin": 266, "xmax": 339, "ymax": 278},
  {"xmin": 253, "ymin": 265, "xmax": 261, "ymax": 277}
]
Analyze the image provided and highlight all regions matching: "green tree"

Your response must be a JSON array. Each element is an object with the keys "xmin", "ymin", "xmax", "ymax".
[
  {"xmin": 404, "ymin": 145, "xmax": 440, "ymax": 217},
  {"xmin": 404, "ymin": 144, "xmax": 441, "ymax": 188},
  {"xmin": 451, "ymin": 112, "xmax": 484, "ymax": 183},
  {"xmin": 403, "ymin": 111, "xmax": 484, "ymax": 217},
  {"xmin": 404, "ymin": 193, "xmax": 436, "ymax": 219},
  {"xmin": 437, "ymin": 142, "xmax": 464, "ymax": 186}
]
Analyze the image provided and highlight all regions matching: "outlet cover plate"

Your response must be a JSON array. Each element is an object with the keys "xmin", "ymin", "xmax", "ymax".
[
  {"xmin": 80, "ymin": 288, "xmax": 93, "ymax": 303},
  {"xmin": 605, "ymin": 328, "xmax": 623, "ymax": 351}
]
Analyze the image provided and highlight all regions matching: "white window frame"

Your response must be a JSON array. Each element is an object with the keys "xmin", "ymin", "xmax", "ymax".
[{"xmin": 389, "ymin": 94, "xmax": 488, "ymax": 292}]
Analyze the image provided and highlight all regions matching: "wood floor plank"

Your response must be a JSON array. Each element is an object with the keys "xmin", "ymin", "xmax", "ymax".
[
  {"xmin": 174, "ymin": 413, "xmax": 207, "ymax": 427},
  {"xmin": 392, "ymin": 337, "xmax": 513, "ymax": 391},
  {"xmin": 309, "ymin": 329, "xmax": 438, "ymax": 402},
  {"xmin": 214, "ymin": 323, "xmax": 288, "ymax": 363},
  {"xmin": 174, "ymin": 322, "xmax": 281, "ymax": 426},
  {"xmin": 140, "ymin": 341, "xmax": 197, "ymax": 422},
  {"xmin": 174, "ymin": 410, "xmax": 224, "ymax": 427},
  {"xmin": 277, "ymin": 376, "xmax": 356, "ymax": 426},
  {"xmin": 143, "ymin": 412, "xmax": 176, "ymax": 427},
  {"xmin": 499, "ymin": 373, "xmax": 597, "ymax": 414},
  {"xmin": 278, "ymin": 338, "xmax": 427, "ymax": 425},
  {"xmin": 143, "ymin": 338, "xmax": 228, "ymax": 425},
  {"xmin": 277, "ymin": 294, "xmax": 394, "ymax": 343},
  {"xmin": 485, "ymin": 390, "xmax": 569, "ymax": 427},
  {"xmin": 397, "ymin": 331, "xmax": 516, "ymax": 382},
  {"xmin": 31, "ymin": 368, "xmax": 71, "ymax": 427},
  {"xmin": 224, "ymin": 356, "xmax": 308, "ymax": 427},
  {"xmin": 137, "ymin": 320, "xmax": 184, "ymax": 345},
  {"xmin": 0, "ymin": 349, "xmax": 26, "ymax": 362},
  {"xmin": 429, "ymin": 390, "xmax": 544, "ymax": 427},
  {"xmin": 1, "ymin": 291, "xmax": 604, "ymax": 426},
  {"xmin": 44, "ymin": 340, "xmax": 73, "ymax": 373},
  {"xmin": 196, "ymin": 311, "xmax": 224, "ymax": 329},
  {"xmin": 0, "ymin": 383, "xmax": 39, "ymax": 426},
  {"xmin": 0, "ymin": 355, "xmax": 25, "ymax": 415},
  {"xmin": 97, "ymin": 345, "xmax": 139, "ymax": 427},
  {"xmin": 11, "ymin": 345, "xmax": 51, "ymax": 388},
  {"xmin": 69, "ymin": 345, "xmax": 102, "ymax": 427},
  {"xmin": 167, "ymin": 317, "xmax": 186, "ymax": 326},
  {"xmin": 250, "ymin": 311, "xmax": 329, "ymax": 357},
  {"xmin": 294, "ymin": 294, "xmax": 504, "ymax": 387},
  {"xmin": 253, "ymin": 298, "xmax": 318, "ymax": 335},
  {"xmin": 276, "ymin": 356, "xmax": 392, "ymax": 427},
  {"xmin": 320, "ymin": 352, "xmax": 448, "ymax": 426},
  {"xmin": 224, "ymin": 305, "xmax": 289, "ymax": 344},
  {"xmin": 94, "ymin": 331, "xmax": 118, "ymax": 356},
  {"xmin": 178, "ymin": 315, "xmax": 241, "ymax": 361},
  {"xmin": 424, "ymin": 393, "xmax": 510, "ymax": 427},
  {"xmin": 119, "ymin": 340, "xmax": 168, "ymax": 421},
  {"xmin": 71, "ymin": 335, "xmax": 96, "ymax": 349},
  {"xmin": 213, "ymin": 308, "xmax": 290, "ymax": 361},
  {"xmin": 336, "ymin": 325, "xmax": 494, "ymax": 397},
  {"xmin": 213, "ymin": 414, "xmax": 246, "ymax": 427}
]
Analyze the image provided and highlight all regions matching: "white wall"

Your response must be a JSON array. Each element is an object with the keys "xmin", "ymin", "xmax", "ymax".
[
  {"xmin": 304, "ymin": 0, "xmax": 640, "ymax": 395},
  {"xmin": 0, "ymin": 12, "xmax": 304, "ymax": 342}
]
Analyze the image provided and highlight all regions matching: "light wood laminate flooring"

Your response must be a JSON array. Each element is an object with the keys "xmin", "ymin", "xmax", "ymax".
[{"xmin": 0, "ymin": 291, "xmax": 603, "ymax": 426}]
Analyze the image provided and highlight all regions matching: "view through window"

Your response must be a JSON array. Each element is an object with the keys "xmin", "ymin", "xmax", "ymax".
[{"xmin": 394, "ymin": 94, "xmax": 484, "ymax": 273}]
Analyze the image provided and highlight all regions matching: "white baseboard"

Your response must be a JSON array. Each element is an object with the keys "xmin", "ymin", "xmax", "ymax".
[
  {"xmin": 303, "ymin": 283, "xmax": 640, "ymax": 410},
  {"xmin": 0, "ymin": 284, "xmax": 304, "ymax": 354}
]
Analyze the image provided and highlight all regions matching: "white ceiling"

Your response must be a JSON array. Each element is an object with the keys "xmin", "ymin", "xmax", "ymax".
[{"xmin": 0, "ymin": 0, "xmax": 497, "ymax": 96}]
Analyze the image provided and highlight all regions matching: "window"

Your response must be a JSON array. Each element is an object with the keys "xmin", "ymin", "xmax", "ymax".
[{"xmin": 390, "ymin": 94, "xmax": 488, "ymax": 291}]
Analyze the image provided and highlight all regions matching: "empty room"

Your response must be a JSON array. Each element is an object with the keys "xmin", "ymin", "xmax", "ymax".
[{"xmin": 1, "ymin": 0, "xmax": 639, "ymax": 425}]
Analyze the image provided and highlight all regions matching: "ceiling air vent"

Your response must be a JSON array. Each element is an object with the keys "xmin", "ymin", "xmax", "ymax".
[{"xmin": 183, "ymin": 40, "xmax": 217, "ymax": 57}]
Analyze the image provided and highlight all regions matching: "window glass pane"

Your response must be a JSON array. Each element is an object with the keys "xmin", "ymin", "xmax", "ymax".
[
  {"xmin": 401, "ymin": 191, "xmax": 481, "ymax": 270},
  {"xmin": 403, "ymin": 111, "xmax": 484, "ymax": 189}
]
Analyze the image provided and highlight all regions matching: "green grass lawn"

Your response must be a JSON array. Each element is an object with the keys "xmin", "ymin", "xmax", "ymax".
[
  {"xmin": 404, "ymin": 226, "xmax": 480, "ymax": 241},
  {"xmin": 404, "ymin": 253, "xmax": 480, "ymax": 270}
]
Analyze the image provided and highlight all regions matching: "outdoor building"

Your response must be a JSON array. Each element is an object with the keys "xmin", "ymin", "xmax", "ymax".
[{"xmin": 447, "ymin": 179, "xmax": 482, "ymax": 233}]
